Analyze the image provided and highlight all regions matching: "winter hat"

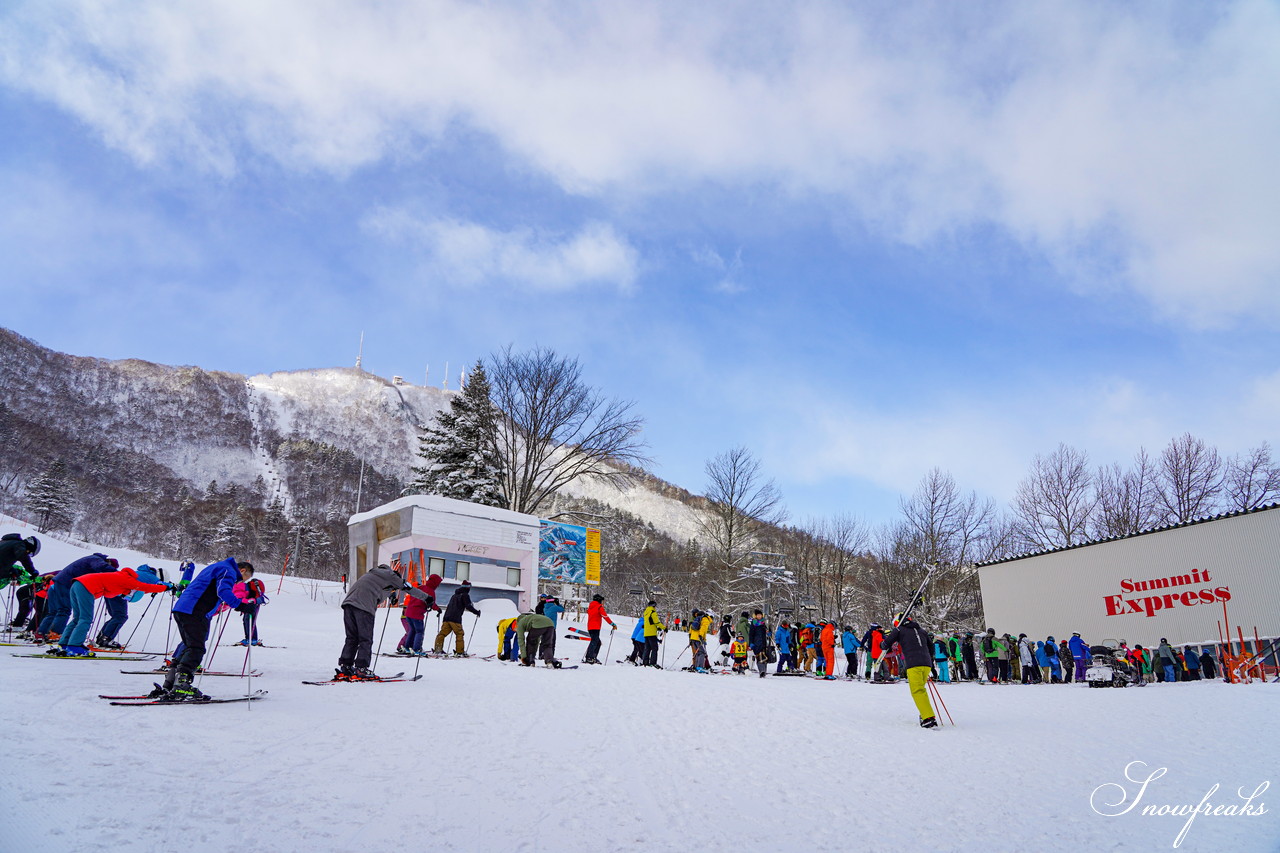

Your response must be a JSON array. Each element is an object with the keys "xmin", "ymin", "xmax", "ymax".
[
  {"xmin": 422, "ymin": 574, "xmax": 443, "ymax": 593},
  {"xmin": 593, "ymin": 594, "xmax": 604, "ymax": 602},
  {"xmin": 135, "ymin": 565, "xmax": 162, "ymax": 586},
  {"xmin": 648, "ymin": 600, "xmax": 657, "ymax": 607},
  {"xmin": 460, "ymin": 580, "xmax": 472, "ymax": 589},
  {"xmin": 105, "ymin": 557, "xmax": 120, "ymax": 569},
  {"xmin": 1072, "ymin": 632, "xmax": 1081, "ymax": 637},
  {"xmin": 986, "ymin": 628, "xmax": 995, "ymax": 634}
]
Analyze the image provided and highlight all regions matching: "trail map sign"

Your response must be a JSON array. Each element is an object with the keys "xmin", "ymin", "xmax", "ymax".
[{"xmin": 539, "ymin": 520, "xmax": 588, "ymax": 583}]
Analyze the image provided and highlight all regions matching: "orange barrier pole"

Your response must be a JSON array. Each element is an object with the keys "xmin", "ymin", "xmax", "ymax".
[{"xmin": 276, "ymin": 553, "xmax": 291, "ymax": 595}]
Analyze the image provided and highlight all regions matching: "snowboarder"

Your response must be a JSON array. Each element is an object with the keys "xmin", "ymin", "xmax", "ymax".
[
  {"xmin": 434, "ymin": 579, "xmax": 481, "ymax": 655},
  {"xmin": 584, "ymin": 594, "xmax": 617, "ymax": 664},
  {"xmin": 880, "ymin": 613, "xmax": 938, "ymax": 728}
]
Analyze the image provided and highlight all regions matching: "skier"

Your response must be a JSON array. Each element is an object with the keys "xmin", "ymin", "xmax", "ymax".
[
  {"xmin": 583, "ymin": 594, "xmax": 617, "ymax": 665},
  {"xmin": 434, "ymin": 580, "xmax": 481, "ymax": 656},
  {"xmin": 0, "ymin": 533, "xmax": 39, "ymax": 585},
  {"xmin": 1034, "ymin": 639, "xmax": 1052, "ymax": 683},
  {"xmin": 96, "ymin": 564, "xmax": 167, "ymax": 649},
  {"xmin": 730, "ymin": 633, "xmax": 749, "ymax": 673},
  {"xmin": 932, "ymin": 634, "xmax": 950, "ymax": 682},
  {"xmin": 516, "ymin": 611, "xmax": 559, "ymax": 667},
  {"xmin": 35, "ymin": 553, "xmax": 117, "ymax": 643},
  {"xmin": 798, "ymin": 623, "xmax": 815, "ymax": 672},
  {"xmin": 880, "ymin": 613, "xmax": 938, "ymax": 728},
  {"xmin": 338, "ymin": 564, "xmax": 435, "ymax": 680},
  {"xmin": 775, "ymin": 620, "xmax": 795, "ymax": 673},
  {"xmin": 1018, "ymin": 634, "xmax": 1036, "ymax": 684},
  {"xmin": 496, "ymin": 615, "xmax": 519, "ymax": 660},
  {"xmin": 1156, "ymin": 638, "xmax": 1180, "ymax": 683},
  {"xmin": 948, "ymin": 632, "xmax": 964, "ymax": 682},
  {"xmin": 818, "ymin": 621, "xmax": 836, "ymax": 678},
  {"xmin": 626, "ymin": 619, "xmax": 645, "ymax": 664},
  {"xmin": 232, "ymin": 576, "xmax": 269, "ymax": 646},
  {"xmin": 748, "ymin": 610, "xmax": 769, "ymax": 678},
  {"xmin": 841, "ymin": 625, "xmax": 861, "ymax": 678},
  {"xmin": 862, "ymin": 624, "xmax": 885, "ymax": 681},
  {"xmin": 55, "ymin": 566, "xmax": 170, "ymax": 656},
  {"xmin": 961, "ymin": 632, "xmax": 978, "ymax": 681},
  {"xmin": 542, "ymin": 596, "xmax": 564, "ymax": 627},
  {"xmin": 176, "ymin": 559, "xmax": 196, "ymax": 593},
  {"xmin": 980, "ymin": 628, "xmax": 1001, "ymax": 683},
  {"xmin": 397, "ymin": 574, "xmax": 442, "ymax": 655},
  {"xmin": 1058, "ymin": 639, "xmax": 1074, "ymax": 683},
  {"xmin": 159, "ymin": 558, "xmax": 256, "ymax": 700},
  {"xmin": 640, "ymin": 600, "xmax": 665, "ymax": 667}
]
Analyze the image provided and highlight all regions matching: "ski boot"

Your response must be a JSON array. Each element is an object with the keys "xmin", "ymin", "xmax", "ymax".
[
  {"xmin": 95, "ymin": 637, "xmax": 123, "ymax": 650},
  {"xmin": 395, "ymin": 646, "xmax": 408, "ymax": 655},
  {"xmin": 550, "ymin": 660, "xmax": 563, "ymax": 669},
  {"xmin": 168, "ymin": 672, "xmax": 209, "ymax": 702},
  {"xmin": 65, "ymin": 646, "xmax": 96, "ymax": 657},
  {"xmin": 352, "ymin": 667, "xmax": 380, "ymax": 681},
  {"xmin": 146, "ymin": 682, "xmax": 169, "ymax": 699},
  {"xmin": 250, "ymin": 640, "xmax": 263, "ymax": 646},
  {"xmin": 920, "ymin": 716, "xmax": 938, "ymax": 729},
  {"xmin": 234, "ymin": 639, "xmax": 249, "ymax": 646},
  {"xmin": 334, "ymin": 664, "xmax": 355, "ymax": 681},
  {"xmin": 45, "ymin": 646, "xmax": 68, "ymax": 657}
]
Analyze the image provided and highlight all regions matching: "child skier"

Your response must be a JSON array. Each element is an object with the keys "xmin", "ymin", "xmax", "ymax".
[
  {"xmin": 232, "ymin": 577, "xmax": 269, "ymax": 646},
  {"xmin": 730, "ymin": 634, "xmax": 749, "ymax": 673}
]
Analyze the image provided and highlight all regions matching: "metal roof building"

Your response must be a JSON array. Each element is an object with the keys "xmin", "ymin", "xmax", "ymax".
[{"xmin": 976, "ymin": 504, "xmax": 1280, "ymax": 647}]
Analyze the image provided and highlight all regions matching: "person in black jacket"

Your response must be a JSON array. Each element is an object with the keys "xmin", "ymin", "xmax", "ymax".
[
  {"xmin": 0, "ymin": 533, "xmax": 39, "ymax": 586},
  {"xmin": 880, "ymin": 613, "xmax": 938, "ymax": 728},
  {"xmin": 747, "ymin": 609, "xmax": 769, "ymax": 678},
  {"xmin": 433, "ymin": 579, "xmax": 482, "ymax": 655}
]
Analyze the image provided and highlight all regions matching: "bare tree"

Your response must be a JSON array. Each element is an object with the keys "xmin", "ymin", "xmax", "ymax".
[
  {"xmin": 697, "ymin": 447, "xmax": 786, "ymax": 605},
  {"xmin": 1012, "ymin": 443, "xmax": 1096, "ymax": 550},
  {"xmin": 1156, "ymin": 433, "xmax": 1224, "ymax": 523},
  {"xmin": 488, "ymin": 346, "xmax": 649, "ymax": 516},
  {"xmin": 1091, "ymin": 448, "xmax": 1160, "ymax": 538},
  {"xmin": 1224, "ymin": 442, "xmax": 1280, "ymax": 511}
]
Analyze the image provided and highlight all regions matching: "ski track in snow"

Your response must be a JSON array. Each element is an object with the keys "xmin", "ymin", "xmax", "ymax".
[{"xmin": 2, "ymin": 534, "xmax": 1278, "ymax": 853}]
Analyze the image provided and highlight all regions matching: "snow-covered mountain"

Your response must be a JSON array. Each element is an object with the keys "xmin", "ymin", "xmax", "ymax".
[{"xmin": 0, "ymin": 328, "xmax": 705, "ymax": 550}]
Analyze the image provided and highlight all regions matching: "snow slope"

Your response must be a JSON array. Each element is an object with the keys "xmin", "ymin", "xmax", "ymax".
[{"xmin": 2, "ymin": 527, "xmax": 1277, "ymax": 853}]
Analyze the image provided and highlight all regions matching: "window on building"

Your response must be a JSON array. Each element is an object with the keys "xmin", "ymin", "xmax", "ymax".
[
  {"xmin": 456, "ymin": 561, "xmax": 470, "ymax": 582},
  {"xmin": 507, "ymin": 567, "xmax": 521, "ymax": 587},
  {"xmin": 431, "ymin": 556, "xmax": 449, "ymax": 579}
]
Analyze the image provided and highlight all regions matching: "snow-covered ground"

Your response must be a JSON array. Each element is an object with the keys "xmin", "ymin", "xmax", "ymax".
[{"xmin": 2, "ymin": 527, "xmax": 1277, "ymax": 853}]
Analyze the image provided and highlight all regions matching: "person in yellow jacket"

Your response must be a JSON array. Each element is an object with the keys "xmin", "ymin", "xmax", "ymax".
[
  {"xmin": 730, "ymin": 634, "xmax": 749, "ymax": 673},
  {"xmin": 642, "ymin": 600, "xmax": 665, "ymax": 667},
  {"xmin": 496, "ymin": 616, "xmax": 518, "ymax": 660},
  {"xmin": 687, "ymin": 608, "xmax": 713, "ymax": 671}
]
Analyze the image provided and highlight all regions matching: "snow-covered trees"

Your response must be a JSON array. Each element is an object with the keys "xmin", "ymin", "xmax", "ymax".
[
  {"xmin": 25, "ymin": 459, "xmax": 74, "ymax": 533},
  {"xmin": 407, "ymin": 360, "xmax": 506, "ymax": 507}
]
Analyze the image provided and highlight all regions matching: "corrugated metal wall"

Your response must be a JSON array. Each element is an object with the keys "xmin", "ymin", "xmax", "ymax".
[{"xmin": 977, "ymin": 508, "xmax": 1280, "ymax": 646}]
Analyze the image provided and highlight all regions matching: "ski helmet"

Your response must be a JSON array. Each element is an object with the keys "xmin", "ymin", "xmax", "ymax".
[
  {"xmin": 23, "ymin": 535, "xmax": 39, "ymax": 555},
  {"xmin": 592, "ymin": 594, "xmax": 603, "ymax": 602}
]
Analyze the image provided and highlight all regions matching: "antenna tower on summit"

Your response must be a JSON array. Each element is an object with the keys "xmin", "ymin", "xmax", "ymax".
[{"xmin": 355, "ymin": 331, "xmax": 365, "ymax": 370}]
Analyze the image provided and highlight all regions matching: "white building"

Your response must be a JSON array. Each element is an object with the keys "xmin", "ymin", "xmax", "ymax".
[
  {"xmin": 976, "ymin": 504, "xmax": 1280, "ymax": 648},
  {"xmin": 347, "ymin": 495, "xmax": 540, "ymax": 611}
]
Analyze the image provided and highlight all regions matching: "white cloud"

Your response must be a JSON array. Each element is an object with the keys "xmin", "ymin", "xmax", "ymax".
[
  {"xmin": 363, "ymin": 209, "xmax": 638, "ymax": 293},
  {"xmin": 3, "ymin": 2, "xmax": 1279, "ymax": 325},
  {"xmin": 690, "ymin": 245, "xmax": 744, "ymax": 294}
]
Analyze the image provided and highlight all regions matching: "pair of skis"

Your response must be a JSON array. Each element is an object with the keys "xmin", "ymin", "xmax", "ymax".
[
  {"xmin": 101, "ymin": 689, "xmax": 268, "ymax": 706},
  {"xmin": 302, "ymin": 671, "xmax": 423, "ymax": 686}
]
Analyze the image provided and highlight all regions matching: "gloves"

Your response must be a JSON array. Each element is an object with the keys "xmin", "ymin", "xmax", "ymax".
[
  {"xmin": 164, "ymin": 582, "xmax": 176, "ymax": 591},
  {"xmin": 234, "ymin": 604, "xmax": 253, "ymax": 614},
  {"xmin": 610, "ymin": 624, "xmax": 617, "ymax": 631}
]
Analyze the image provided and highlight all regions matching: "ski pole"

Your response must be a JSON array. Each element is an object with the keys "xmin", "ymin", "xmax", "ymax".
[
  {"xmin": 466, "ymin": 612, "xmax": 479, "ymax": 654},
  {"xmin": 929, "ymin": 677, "xmax": 954, "ymax": 726},
  {"xmin": 604, "ymin": 627, "xmax": 614, "ymax": 666},
  {"xmin": 2, "ymin": 585, "xmax": 13, "ymax": 639},
  {"xmin": 372, "ymin": 600, "xmax": 393, "ymax": 674},
  {"xmin": 198, "ymin": 609, "xmax": 233, "ymax": 691},
  {"xmin": 122, "ymin": 591, "xmax": 158, "ymax": 650},
  {"xmin": 88, "ymin": 599, "xmax": 105, "ymax": 647}
]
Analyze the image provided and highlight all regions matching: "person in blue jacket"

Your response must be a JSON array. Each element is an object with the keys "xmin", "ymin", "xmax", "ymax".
[
  {"xmin": 1183, "ymin": 645, "xmax": 1201, "ymax": 680},
  {"xmin": 542, "ymin": 596, "xmax": 564, "ymax": 627},
  {"xmin": 1068, "ymin": 632, "xmax": 1091, "ymax": 682},
  {"xmin": 775, "ymin": 621, "xmax": 795, "ymax": 673},
  {"xmin": 932, "ymin": 635, "xmax": 950, "ymax": 682},
  {"xmin": 35, "ymin": 553, "xmax": 117, "ymax": 645},
  {"xmin": 1045, "ymin": 636, "xmax": 1061, "ymax": 682},
  {"xmin": 1033, "ymin": 639, "xmax": 1052, "ymax": 683},
  {"xmin": 156, "ymin": 558, "xmax": 255, "ymax": 700},
  {"xmin": 841, "ymin": 625, "xmax": 861, "ymax": 679},
  {"xmin": 626, "ymin": 619, "xmax": 645, "ymax": 664}
]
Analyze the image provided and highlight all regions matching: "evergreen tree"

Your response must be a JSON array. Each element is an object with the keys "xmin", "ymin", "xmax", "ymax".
[
  {"xmin": 25, "ymin": 459, "xmax": 74, "ymax": 532},
  {"xmin": 407, "ymin": 360, "xmax": 506, "ymax": 507}
]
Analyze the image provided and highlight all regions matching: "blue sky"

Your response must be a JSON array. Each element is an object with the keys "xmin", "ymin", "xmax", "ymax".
[{"xmin": 2, "ymin": 2, "xmax": 1278, "ymax": 526}]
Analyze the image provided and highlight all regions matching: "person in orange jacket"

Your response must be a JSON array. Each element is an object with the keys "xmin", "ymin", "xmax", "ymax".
[
  {"xmin": 798, "ymin": 623, "xmax": 815, "ymax": 672},
  {"xmin": 583, "ymin": 593, "xmax": 617, "ymax": 665},
  {"xmin": 820, "ymin": 621, "xmax": 837, "ymax": 678},
  {"xmin": 55, "ymin": 567, "xmax": 171, "ymax": 656}
]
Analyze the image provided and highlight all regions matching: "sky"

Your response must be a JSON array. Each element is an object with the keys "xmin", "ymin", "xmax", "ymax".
[{"xmin": 2, "ymin": 1, "xmax": 1278, "ymax": 527}]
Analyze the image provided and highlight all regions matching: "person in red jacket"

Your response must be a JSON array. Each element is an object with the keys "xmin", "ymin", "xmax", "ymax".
[
  {"xmin": 56, "ymin": 567, "xmax": 171, "ymax": 656},
  {"xmin": 820, "ymin": 621, "xmax": 837, "ymax": 679},
  {"xmin": 583, "ymin": 593, "xmax": 617, "ymax": 665},
  {"xmin": 401, "ymin": 574, "xmax": 442, "ymax": 655}
]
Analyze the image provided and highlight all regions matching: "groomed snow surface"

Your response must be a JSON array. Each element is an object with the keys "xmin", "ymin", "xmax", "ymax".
[{"xmin": 2, "ymin": 530, "xmax": 1277, "ymax": 853}]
